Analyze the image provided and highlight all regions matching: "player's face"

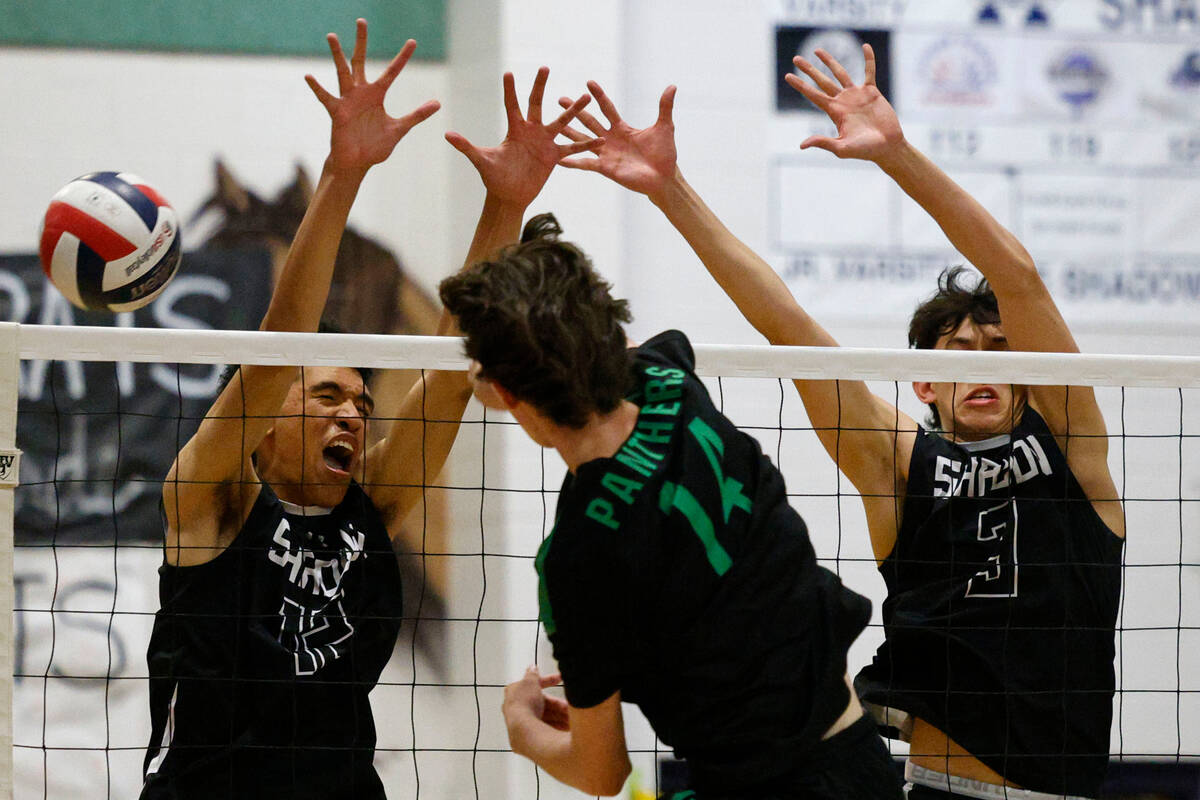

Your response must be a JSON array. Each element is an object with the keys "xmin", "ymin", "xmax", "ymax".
[
  {"xmin": 262, "ymin": 366, "xmax": 373, "ymax": 506},
  {"xmin": 914, "ymin": 317, "xmax": 1028, "ymax": 441}
]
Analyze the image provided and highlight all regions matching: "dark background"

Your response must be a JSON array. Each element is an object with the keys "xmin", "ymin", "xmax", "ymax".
[{"xmin": 775, "ymin": 26, "xmax": 893, "ymax": 112}]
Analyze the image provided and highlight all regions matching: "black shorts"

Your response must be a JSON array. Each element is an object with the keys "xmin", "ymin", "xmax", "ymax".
[{"xmin": 663, "ymin": 715, "xmax": 905, "ymax": 800}]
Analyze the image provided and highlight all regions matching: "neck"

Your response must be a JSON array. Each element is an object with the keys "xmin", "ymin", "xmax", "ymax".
[{"xmin": 555, "ymin": 401, "xmax": 641, "ymax": 472}]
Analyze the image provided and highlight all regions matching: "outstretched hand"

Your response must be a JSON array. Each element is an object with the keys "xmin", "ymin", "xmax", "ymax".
[
  {"xmin": 305, "ymin": 19, "xmax": 441, "ymax": 175},
  {"xmin": 786, "ymin": 44, "xmax": 904, "ymax": 163},
  {"xmin": 446, "ymin": 68, "xmax": 601, "ymax": 209},
  {"xmin": 557, "ymin": 82, "xmax": 678, "ymax": 201}
]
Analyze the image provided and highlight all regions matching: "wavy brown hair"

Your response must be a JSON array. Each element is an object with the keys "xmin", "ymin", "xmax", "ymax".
[
  {"xmin": 908, "ymin": 266, "xmax": 1001, "ymax": 428},
  {"xmin": 439, "ymin": 213, "xmax": 633, "ymax": 428}
]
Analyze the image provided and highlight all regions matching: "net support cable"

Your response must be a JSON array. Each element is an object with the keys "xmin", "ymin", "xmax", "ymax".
[{"xmin": 14, "ymin": 324, "xmax": 1200, "ymax": 388}]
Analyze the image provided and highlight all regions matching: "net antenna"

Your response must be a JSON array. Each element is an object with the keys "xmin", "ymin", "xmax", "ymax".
[{"xmin": 0, "ymin": 323, "xmax": 18, "ymax": 798}]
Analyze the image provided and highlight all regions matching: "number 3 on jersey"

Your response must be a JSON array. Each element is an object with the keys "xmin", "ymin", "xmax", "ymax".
[{"xmin": 965, "ymin": 499, "xmax": 1019, "ymax": 598}]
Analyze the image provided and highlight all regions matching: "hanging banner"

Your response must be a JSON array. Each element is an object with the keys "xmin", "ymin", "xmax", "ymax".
[
  {"xmin": 0, "ymin": 249, "xmax": 273, "ymax": 545},
  {"xmin": 767, "ymin": 0, "xmax": 1200, "ymax": 326}
]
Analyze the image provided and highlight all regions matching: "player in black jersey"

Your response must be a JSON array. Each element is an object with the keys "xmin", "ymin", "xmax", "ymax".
[
  {"xmin": 141, "ymin": 20, "xmax": 599, "ymax": 799},
  {"xmin": 440, "ymin": 216, "xmax": 901, "ymax": 795},
  {"xmin": 630, "ymin": 44, "xmax": 1123, "ymax": 799}
]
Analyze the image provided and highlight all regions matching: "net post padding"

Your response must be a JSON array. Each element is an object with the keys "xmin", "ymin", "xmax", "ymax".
[{"xmin": 0, "ymin": 322, "xmax": 18, "ymax": 798}]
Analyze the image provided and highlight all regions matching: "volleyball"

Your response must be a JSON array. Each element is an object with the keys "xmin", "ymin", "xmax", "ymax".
[{"xmin": 39, "ymin": 171, "xmax": 182, "ymax": 312}]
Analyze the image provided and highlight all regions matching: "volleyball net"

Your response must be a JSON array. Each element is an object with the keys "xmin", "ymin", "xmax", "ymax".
[{"xmin": 2, "ymin": 322, "xmax": 1199, "ymax": 799}]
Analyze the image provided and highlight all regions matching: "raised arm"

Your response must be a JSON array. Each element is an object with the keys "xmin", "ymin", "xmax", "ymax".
[
  {"xmin": 793, "ymin": 45, "xmax": 1121, "ymax": 532},
  {"xmin": 164, "ymin": 20, "xmax": 439, "ymax": 565},
  {"xmin": 558, "ymin": 82, "xmax": 916, "ymax": 561},
  {"xmin": 363, "ymin": 68, "xmax": 599, "ymax": 538}
]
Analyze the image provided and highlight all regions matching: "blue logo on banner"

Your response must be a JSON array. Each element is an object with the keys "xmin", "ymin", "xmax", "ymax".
[
  {"xmin": 1170, "ymin": 51, "xmax": 1200, "ymax": 90},
  {"xmin": 977, "ymin": 1, "xmax": 1052, "ymax": 26},
  {"xmin": 1047, "ymin": 50, "xmax": 1109, "ymax": 112},
  {"xmin": 920, "ymin": 36, "xmax": 997, "ymax": 105}
]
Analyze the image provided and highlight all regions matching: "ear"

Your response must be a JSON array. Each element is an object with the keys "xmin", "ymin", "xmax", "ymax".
[
  {"xmin": 294, "ymin": 163, "xmax": 314, "ymax": 202},
  {"xmin": 214, "ymin": 159, "xmax": 252, "ymax": 213},
  {"xmin": 912, "ymin": 381, "xmax": 937, "ymax": 404},
  {"xmin": 275, "ymin": 163, "xmax": 315, "ymax": 218},
  {"xmin": 471, "ymin": 373, "xmax": 517, "ymax": 412}
]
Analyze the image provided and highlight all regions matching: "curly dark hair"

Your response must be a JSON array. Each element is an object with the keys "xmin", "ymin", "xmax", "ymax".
[
  {"xmin": 438, "ymin": 213, "xmax": 633, "ymax": 429},
  {"xmin": 908, "ymin": 266, "xmax": 1001, "ymax": 429}
]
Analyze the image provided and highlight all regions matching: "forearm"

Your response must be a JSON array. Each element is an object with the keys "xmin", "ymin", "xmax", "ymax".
[
  {"xmin": 508, "ymin": 714, "xmax": 575, "ymax": 780},
  {"xmin": 507, "ymin": 714, "xmax": 628, "ymax": 796},
  {"xmin": 431, "ymin": 192, "xmax": 527, "ymax": 338},
  {"xmin": 371, "ymin": 192, "xmax": 521, "ymax": 519},
  {"xmin": 651, "ymin": 169, "xmax": 837, "ymax": 348},
  {"xmin": 874, "ymin": 141, "xmax": 1037, "ymax": 292},
  {"xmin": 464, "ymin": 192, "xmax": 526, "ymax": 268},
  {"xmin": 874, "ymin": 139, "xmax": 1082, "ymax": 356},
  {"xmin": 260, "ymin": 160, "xmax": 367, "ymax": 332}
]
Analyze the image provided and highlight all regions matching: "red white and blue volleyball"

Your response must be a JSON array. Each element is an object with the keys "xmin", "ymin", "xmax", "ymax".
[{"xmin": 39, "ymin": 172, "xmax": 182, "ymax": 312}]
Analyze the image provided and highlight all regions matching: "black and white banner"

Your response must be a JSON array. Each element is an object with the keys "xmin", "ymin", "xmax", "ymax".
[{"xmin": 0, "ymin": 248, "xmax": 272, "ymax": 544}]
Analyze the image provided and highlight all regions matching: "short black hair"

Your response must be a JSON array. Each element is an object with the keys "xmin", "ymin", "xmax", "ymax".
[
  {"xmin": 216, "ymin": 321, "xmax": 373, "ymax": 398},
  {"xmin": 439, "ymin": 213, "xmax": 633, "ymax": 428},
  {"xmin": 908, "ymin": 266, "xmax": 1001, "ymax": 429}
]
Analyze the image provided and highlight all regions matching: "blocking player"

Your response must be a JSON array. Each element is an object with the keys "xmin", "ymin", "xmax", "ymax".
[
  {"xmin": 441, "ymin": 161, "xmax": 902, "ymax": 800},
  {"xmin": 141, "ymin": 20, "xmax": 598, "ymax": 799},
  {"xmin": 580, "ymin": 44, "xmax": 1121, "ymax": 798}
]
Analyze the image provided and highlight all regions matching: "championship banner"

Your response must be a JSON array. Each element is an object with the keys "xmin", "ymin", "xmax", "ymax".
[
  {"xmin": 0, "ymin": 249, "xmax": 273, "ymax": 544},
  {"xmin": 767, "ymin": 0, "xmax": 1200, "ymax": 327}
]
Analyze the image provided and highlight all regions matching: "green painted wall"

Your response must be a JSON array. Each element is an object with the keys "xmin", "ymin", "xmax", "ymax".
[{"xmin": 0, "ymin": 1, "xmax": 446, "ymax": 60}]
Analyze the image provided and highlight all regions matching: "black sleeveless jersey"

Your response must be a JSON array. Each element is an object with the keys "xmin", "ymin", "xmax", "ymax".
[
  {"xmin": 537, "ymin": 330, "xmax": 873, "ymax": 796},
  {"xmin": 856, "ymin": 408, "xmax": 1123, "ymax": 798},
  {"xmin": 141, "ymin": 481, "xmax": 404, "ymax": 800}
]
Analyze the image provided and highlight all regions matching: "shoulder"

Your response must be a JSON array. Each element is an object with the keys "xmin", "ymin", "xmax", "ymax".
[
  {"xmin": 901, "ymin": 425, "xmax": 958, "ymax": 488},
  {"xmin": 904, "ymin": 424, "xmax": 943, "ymax": 462},
  {"xmin": 543, "ymin": 472, "xmax": 643, "ymax": 582},
  {"xmin": 1015, "ymin": 406, "xmax": 1051, "ymax": 436},
  {"xmin": 335, "ymin": 482, "xmax": 391, "ymax": 537},
  {"xmin": 634, "ymin": 329, "xmax": 695, "ymax": 373},
  {"xmin": 339, "ymin": 480, "xmax": 381, "ymax": 514}
]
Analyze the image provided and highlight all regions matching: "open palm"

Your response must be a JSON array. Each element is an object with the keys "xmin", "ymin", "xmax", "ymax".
[
  {"xmin": 785, "ymin": 44, "xmax": 903, "ymax": 162},
  {"xmin": 445, "ymin": 68, "xmax": 600, "ymax": 209},
  {"xmin": 558, "ymin": 81, "xmax": 678, "ymax": 199},
  {"xmin": 305, "ymin": 19, "xmax": 440, "ymax": 174}
]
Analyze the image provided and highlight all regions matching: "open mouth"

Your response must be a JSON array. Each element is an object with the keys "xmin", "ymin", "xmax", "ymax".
[
  {"xmin": 963, "ymin": 387, "xmax": 998, "ymax": 405},
  {"xmin": 322, "ymin": 440, "xmax": 355, "ymax": 474}
]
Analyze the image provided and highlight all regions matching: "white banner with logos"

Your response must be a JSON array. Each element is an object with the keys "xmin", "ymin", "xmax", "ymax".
[{"xmin": 768, "ymin": 0, "xmax": 1200, "ymax": 329}]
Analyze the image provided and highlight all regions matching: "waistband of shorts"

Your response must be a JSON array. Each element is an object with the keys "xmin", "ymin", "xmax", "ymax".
[
  {"xmin": 821, "ymin": 712, "xmax": 880, "ymax": 750},
  {"xmin": 905, "ymin": 761, "xmax": 1096, "ymax": 800},
  {"xmin": 688, "ymin": 713, "xmax": 881, "ymax": 793}
]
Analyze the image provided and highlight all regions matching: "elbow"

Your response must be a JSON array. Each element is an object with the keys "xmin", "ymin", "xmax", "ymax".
[
  {"xmin": 986, "ymin": 248, "xmax": 1040, "ymax": 293},
  {"xmin": 1010, "ymin": 252, "xmax": 1040, "ymax": 286}
]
